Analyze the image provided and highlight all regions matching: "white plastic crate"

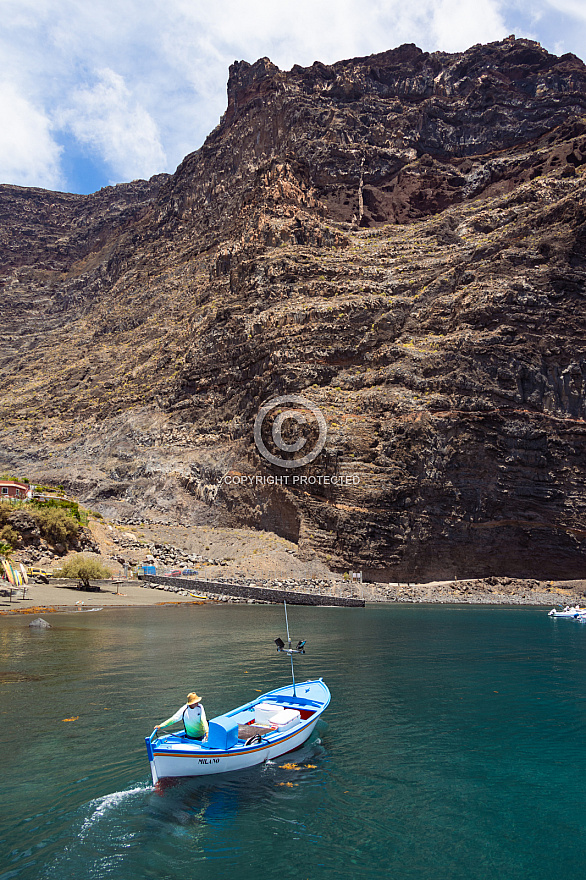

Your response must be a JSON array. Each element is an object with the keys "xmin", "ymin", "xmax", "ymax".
[
  {"xmin": 254, "ymin": 702, "xmax": 282, "ymax": 724},
  {"xmin": 269, "ymin": 708, "xmax": 301, "ymax": 731}
]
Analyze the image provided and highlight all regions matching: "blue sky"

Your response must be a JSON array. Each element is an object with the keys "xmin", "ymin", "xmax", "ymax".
[{"xmin": 1, "ymin": 0, "xmax": 585, "ymax": 195}]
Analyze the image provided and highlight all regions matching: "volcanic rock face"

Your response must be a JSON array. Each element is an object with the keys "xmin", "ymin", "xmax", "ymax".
[{"xmin": 1, "ymin": 37, "xmax": 586, "ymax": 580}]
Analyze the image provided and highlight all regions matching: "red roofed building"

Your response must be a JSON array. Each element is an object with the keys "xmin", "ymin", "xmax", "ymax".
[{"xmin": 0, "ymin": 481, "xmax": 31, "ymax": 500}]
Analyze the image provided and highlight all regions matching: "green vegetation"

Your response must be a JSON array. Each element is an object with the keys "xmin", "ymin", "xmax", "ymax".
[
  {"xmin": 0, "ymin": 525, "xmax": 19, "ymax": 548},
  {"xmin": 30, "ymin": 497, "xmax": 87, "ymax": 524},
  {"xmin": 0, "ymin": 540, "xmax": 13, "ymax": 557},
  {"xmin": 0, "ymin": 501, "xmax": 81, "ymax": 549},
  {"xmin": 0, "ymin": 504, "xmax": 18, "ymax": 531},
  {"xmin": 32, "ymin": 508, "xmax": 80, "ymax": 546},
  {"xmin": 60, "ymin": 554, "xmax": 112, "ymax": 587}
]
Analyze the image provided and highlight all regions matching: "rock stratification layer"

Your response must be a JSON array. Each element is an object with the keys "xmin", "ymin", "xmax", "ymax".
[{"xmin": 1, "ymin": 37, "xmax": 586, "ymax": 580}]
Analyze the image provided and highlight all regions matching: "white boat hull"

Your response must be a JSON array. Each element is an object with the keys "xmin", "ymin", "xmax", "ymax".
[
  {"xmin": 548, "ymin": 609, "xmax": 586, "ymax": 618},
  {"xmin": 149, "ymin": 717, "xmax": 320, "ymax": 780},
  {"xmin": 146, "ymin": 678, "xmax": 330, "ymax": 783}
]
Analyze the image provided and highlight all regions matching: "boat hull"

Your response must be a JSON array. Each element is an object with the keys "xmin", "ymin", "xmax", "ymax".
[
  {"xmin": 149, "ymin": 717, "xmax": 320, "ymax": 780},
  {"xmin": 548, "ymin": 609, "xmax": 586, "ymax": 618},
  {"xmin": 147, "ymin": 678, "xmax": 329, "ymax": 782}
]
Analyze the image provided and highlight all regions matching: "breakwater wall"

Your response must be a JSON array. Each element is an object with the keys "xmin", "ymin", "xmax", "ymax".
[{"xmin": 138, "ymin": 574, "xmax": 365, "ymax": 607}]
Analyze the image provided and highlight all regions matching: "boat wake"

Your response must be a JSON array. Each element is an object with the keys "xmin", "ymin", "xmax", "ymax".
[
  {"xmin": 39, "ymin": 783, "xmax": 154, "ymax": 880},
  {"xmin": 79, "ymin": 783, "xmax": 152, "ymax": 841}
]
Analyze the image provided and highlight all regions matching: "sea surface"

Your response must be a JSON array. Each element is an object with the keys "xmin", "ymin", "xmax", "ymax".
[{"xmin": 1, "ymin": 603, "xmax": 585, "ymax": 879}]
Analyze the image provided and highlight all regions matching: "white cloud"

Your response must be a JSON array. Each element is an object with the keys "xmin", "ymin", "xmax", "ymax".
[
  {"xmin": 0, "ymin": 82, "xmax": 63, "ymax": 189},
  {"xmin": 431, "ymin": 0, "xmax": 506, "ymax": 53},
  {"xmin": 169, "ymin": 0, "xmax": 506, "ymax": 70},
  {"xmin": 546, "ymin": 0, "xmax": 586, "ymax": 22},
  {"xmin": 60, "ymin": 69, "xmax": 166, "ymax": 182}
]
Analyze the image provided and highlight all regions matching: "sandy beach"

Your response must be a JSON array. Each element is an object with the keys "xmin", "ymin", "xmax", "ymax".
[
  {"xmin": 2, "ymin": 574, "xmax": 584, "ymax": 614},
  {"xmin": 0, "ymin": 578, "xmax": 202, "ymax": 613}
]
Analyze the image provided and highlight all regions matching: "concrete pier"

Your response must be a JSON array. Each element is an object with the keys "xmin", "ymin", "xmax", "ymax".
[{"xmin": 139, "ymin": 574, "xmax": 365, "ymax": 607}]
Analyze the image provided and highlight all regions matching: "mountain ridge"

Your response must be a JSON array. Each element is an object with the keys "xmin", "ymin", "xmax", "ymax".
[{"xmin": 1, "ymin": 36, "xmax": 586, "ymax": 581}]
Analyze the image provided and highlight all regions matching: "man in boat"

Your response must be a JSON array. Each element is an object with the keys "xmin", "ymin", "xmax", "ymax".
[{"xmin": 155, "ymin": 692, "xmax": 209, "ymax": 740}]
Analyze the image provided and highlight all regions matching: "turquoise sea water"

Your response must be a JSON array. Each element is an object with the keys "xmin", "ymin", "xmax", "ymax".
[{"xmin": 1, "ymin": 603, "xmax": 585, "ymax": 879}]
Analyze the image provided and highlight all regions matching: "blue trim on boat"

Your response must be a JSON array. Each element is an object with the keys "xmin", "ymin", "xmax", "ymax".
[
  {"xmin": 152, "ymin": 716, "xmax": 316, "ymax": 759},
  {"xmin": 145, "ymin": 736, "xmax": 154, "ymax": 762},
  {"xmin": 220, "ymin": 678, "xmax": 328, "ymax": 718},
  {"xmin": 224, "ymin": 695, "xmax": 321, "ymax": 715}
]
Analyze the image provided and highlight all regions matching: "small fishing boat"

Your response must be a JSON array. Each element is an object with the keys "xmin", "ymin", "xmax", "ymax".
[
  {"xmin": 548, "ymin": 606, "xmax": 586, "ymax": 618},
  {"xmin": 145, "ymin": 603, "xmax": 330, "ymax": 782}
]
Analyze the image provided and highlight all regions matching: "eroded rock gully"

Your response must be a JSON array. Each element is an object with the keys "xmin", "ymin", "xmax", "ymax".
[{"xmin": 1, "ymin": 37, "xmax": 586, "ymax": 580}]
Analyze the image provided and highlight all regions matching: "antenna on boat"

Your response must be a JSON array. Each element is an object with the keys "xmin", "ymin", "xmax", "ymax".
[{"xmin": 274, "ymin": 600, "xmax": 306, "ymax": 696}]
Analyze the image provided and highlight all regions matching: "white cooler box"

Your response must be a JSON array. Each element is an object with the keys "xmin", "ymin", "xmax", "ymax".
[
  {"xmin": 268, "ymin": 708, "xmax": 301, "ymax": 731},
  {"xmin": 254, "ymin": 702, "xmax": 282, "ymax": 725}
]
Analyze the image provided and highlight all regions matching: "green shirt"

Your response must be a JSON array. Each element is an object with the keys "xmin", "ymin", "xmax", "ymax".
[{"xmin": 159, "ymin": 702, "xmax": 208, "ymax": 738}]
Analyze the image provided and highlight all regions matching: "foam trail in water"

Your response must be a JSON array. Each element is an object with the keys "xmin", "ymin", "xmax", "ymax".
[{"xmin": 79, "ymin": 784, "xmax": 152, "ymax": 840}]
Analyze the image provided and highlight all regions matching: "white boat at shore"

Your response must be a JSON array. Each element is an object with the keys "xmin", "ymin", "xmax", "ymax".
[{"xmin": 548, "ymin": 606, "xmax": 586, "ymax": 618}]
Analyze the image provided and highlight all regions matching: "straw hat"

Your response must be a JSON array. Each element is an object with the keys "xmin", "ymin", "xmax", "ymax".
[{"xmin": 187, "ymin": 692, "xmax": 202, "ymax": 706}]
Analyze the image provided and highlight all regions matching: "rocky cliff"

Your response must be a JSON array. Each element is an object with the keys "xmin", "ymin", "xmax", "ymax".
[{"xmin": 1, "ymin": 37, "xmax": 586, "ymax": 580}]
